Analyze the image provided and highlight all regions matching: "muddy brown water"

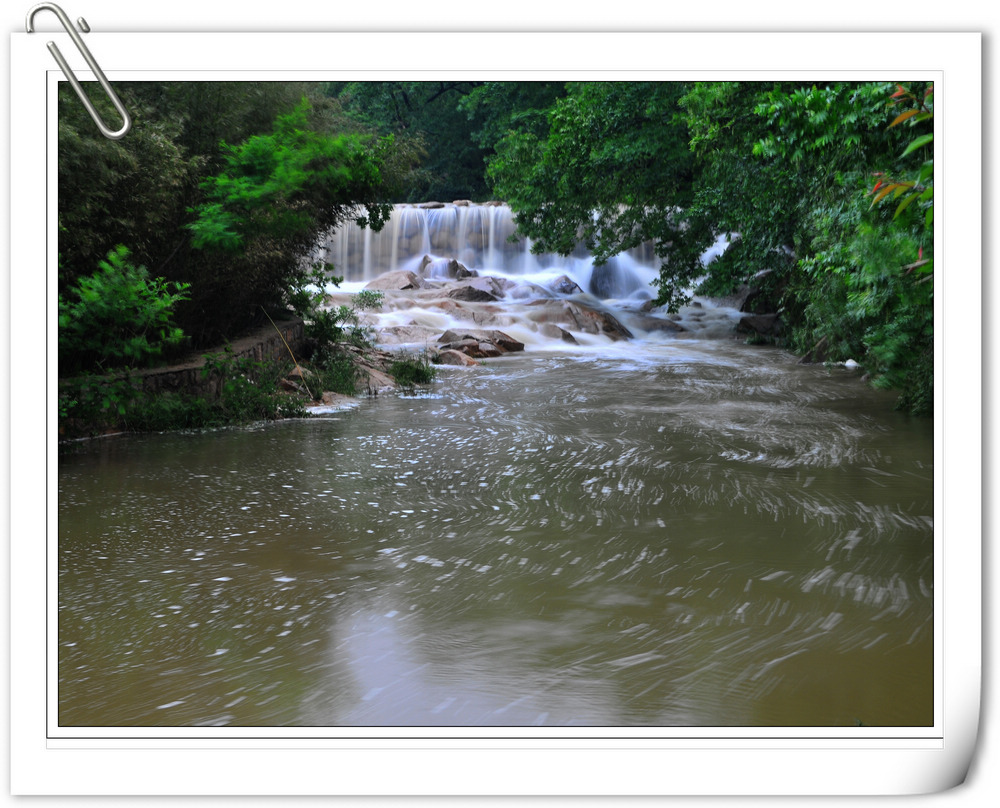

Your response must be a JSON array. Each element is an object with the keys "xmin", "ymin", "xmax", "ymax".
[{"xmin": 57, "ymin": 337, "xmax": 933, "ymax": 728}]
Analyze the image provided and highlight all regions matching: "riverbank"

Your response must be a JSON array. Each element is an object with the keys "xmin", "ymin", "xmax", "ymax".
[{"xmin": 57, "ymin": 315, "xmax": 436, "ymax": 442}]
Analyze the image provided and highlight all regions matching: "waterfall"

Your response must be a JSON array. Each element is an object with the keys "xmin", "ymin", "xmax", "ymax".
[{"xmin": 317, "ymin": 202, "xmax": 667, "ymax": 301}]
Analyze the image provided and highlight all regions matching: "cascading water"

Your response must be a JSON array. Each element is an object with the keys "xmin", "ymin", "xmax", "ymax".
[
  {"xmin": 315, "ymin": 202, "xmax": 738, "ymax": 350},
  {"xmin": 320, "ymin": 202, "xmax": 665, "ymax": 299}
]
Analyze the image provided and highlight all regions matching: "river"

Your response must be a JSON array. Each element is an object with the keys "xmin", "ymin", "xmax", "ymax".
[{"xmin": 57, "ymin": 203, "xmax": 933, "ymax": 729}]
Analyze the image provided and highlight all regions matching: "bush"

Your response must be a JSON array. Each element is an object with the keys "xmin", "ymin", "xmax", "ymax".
[
  {"xmin": 312, "ymin": 348, "xmax": 361, "ymax": 395},
  {"xmin": 389, "ymin": 355, "xmax": 437, "ymax": 388},
  {"xmin": 202, "ymin": 350, "xmax": 309, "ymax": 423},
  {"xmin": 59, "ymin": 245, "xmax": 190, "ymax": 374}
]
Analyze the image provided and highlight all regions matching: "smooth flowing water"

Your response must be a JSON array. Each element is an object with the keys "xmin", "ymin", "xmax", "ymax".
[{"xmin": 57, "ymin": 204, "xmax": 934, "ymax": 729}]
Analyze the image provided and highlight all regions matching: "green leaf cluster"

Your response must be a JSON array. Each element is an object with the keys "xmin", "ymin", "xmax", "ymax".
[
  {"xmin": 187, "ymin": 98, "xmax": 392, "ymax": 252},
  {"xmin": 487, "ymin": 82, "xmax": 702, "ymax": 310},
  {"xmin": 58, "ymin": 245, "xmax": 190, "ymax": 374},
  {"xmin": 483, "ymin": 80, "xmax": 934, "ymax": 413}
]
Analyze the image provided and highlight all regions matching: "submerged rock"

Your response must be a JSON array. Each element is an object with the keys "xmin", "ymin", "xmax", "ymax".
[
  {"xmin": 562, "ymin": 302, "xmax": 634, "ymax": 340},
  {"xmin": 435, "ymin": 348, "xmax": 480, "ymax": 366},
  {"xmin": 364, "ymin": 270, "xmax": 424, "ymax": 291},
  {"xmin": 539, "ymin": 323, "xmax": 579, "ymax": 344},
  {"xmin": 437, "ymin": 328, "xmax": 525, "ymax": 357},
  {"xmin": 628, "ymin": 314, "xmax": 685, "ymax": 334},
  {"xmin": 377, "ymin": 324, "xmax": 443, "ymax": 345},
  {"xmin": 447, "ymin": 285, "xmax": 498, "ymax": 303}
]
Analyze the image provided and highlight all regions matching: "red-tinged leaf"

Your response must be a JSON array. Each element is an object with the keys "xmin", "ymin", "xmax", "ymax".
[
  {"xmin": 888, "ymin": 109, "xmax": 920, "ymax": 128},
  {"xmin": 891, "ymin": 85, "xmax": 907, "ymax": 98},
  {"xmin": 872, "ymin": 180, "xmax": 884, "ymax": 193},
  {"xmin": 871, "ymin": 184, "xmax": 898, "ymax": 205},
  {"xmin": 918, "ymin": 245, "xmax": 923, "ymax": 260}
]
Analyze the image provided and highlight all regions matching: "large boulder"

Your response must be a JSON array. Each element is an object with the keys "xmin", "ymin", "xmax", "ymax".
[
  {"xmin": 628, "ymin": 314, "xmax": 685, "ymax": 334},
  {"xmin": 562, "ymin": 302, "xmax": 634, "ymax": 340},
  {"xmin": 447, "ymin": 285, "xmax": 498, "ymax": 303},
  {"xmin": 435, "ymin": 348, "xmax": 479, "ymax": 366},
  {"xmin": 539, "ymin": 323, "xmax": 579, "ymax": 344},
  {"xmin": 550, "ymin": 275, "xmax": 584, "ymax": 296},
  {"xmin": 364, "ymin": 270, "xmax": 424, "ymax": 291},
  {"xmin": 438, "ymin": 328, "xmax": 525, "ymax": 357},
  {"xmin": 377, "ymin": 324, "xmax": 442, "ymax": 345}
]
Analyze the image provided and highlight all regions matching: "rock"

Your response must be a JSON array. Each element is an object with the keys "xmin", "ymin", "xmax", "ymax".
[
  {"xmin": 468, "ymin": 276, "xmax": 515, "ymax": 297},
  {"xmin": 377, "ymin": 324, "xmax": 442, "ymax": 345},
  {"xmin": 419, "ymin": 255, "xmax": 476, "ymax": 280},
  {"xmin": 364, "ymin": 270, "xmax": 424, "ymax": 291},
  {"xmin": 539, "ymin": 323, "xmax": 578, "ymax": 344},
  {"xmin": 508, "ymin": 282, "xmax": 554, "ymax": 300},
  {"xmin": 452, "ymin": 199, "xmax": 472, "ymax": 207},
  {"xmin": 286, "ymin": 365, "xmax": 316, "ymax": 381},
  {"xmin": 447, "ymin": 285, "xmax": 498, "ymax": 303},
  {"xmin": 357, "ymin": 365, "xmax": 396, "ymax": 394},
  {"xmin": 438, "ymin": 328, "xmax": 525, "ymax": 356},
  {"xmin": 550, "ymin": 275, "xmax": 584, "ymax": 296},
  {"xmin": 419, "ymin": 201, "xmax": 445, "ymax": 209},
  {"xmin": 563, "ymin": 302, "xmax": 633, "ymax": 340},
  {"xmin": 435, "ymin": 349, "xmax": 479, "ymax": 366},
  {"xmin": 470, "ymin": 309, "xmax": 515, "ymax": 327},
  {"xmin": 737, "ymin": 313, "xmax": 784, "ymax": 338},
  {"xmin": 629, "ymin": 314, "xmax": 685, "ymax": 334}
]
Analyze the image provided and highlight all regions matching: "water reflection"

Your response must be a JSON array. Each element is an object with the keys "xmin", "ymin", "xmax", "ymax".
[{"xmin": 58, "ymin": 341, "xmax": 933, "ymax": 728}]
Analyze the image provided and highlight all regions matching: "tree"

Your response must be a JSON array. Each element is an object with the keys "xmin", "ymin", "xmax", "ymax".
[
  {"xmin": 684, "ymin": 80, "xmax": 934, "ymax": 413},
  {"xmin": 183, "ymin": 97, "xmax": 397, "ymax": 341},
  {"xmin": 487, "ymin": 81, "xmax": 704, "ymax": 310},
  {"xmin": 329, "ymin": 81, "xmax": 490, "ymax": 202}
]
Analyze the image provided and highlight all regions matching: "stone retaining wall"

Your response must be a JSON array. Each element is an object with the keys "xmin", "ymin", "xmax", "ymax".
[{"xmin": 133, "ymin": 317, "xmax": 306, "ymax": 399}]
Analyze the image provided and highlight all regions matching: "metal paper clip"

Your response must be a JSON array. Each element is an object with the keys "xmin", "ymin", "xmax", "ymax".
[{"xmin": 26, "ymin": 3, "xmax": 132, "ymax": 140}]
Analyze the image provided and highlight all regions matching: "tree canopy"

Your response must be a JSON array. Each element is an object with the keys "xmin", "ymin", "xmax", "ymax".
[{"xmin": 58, "ymin": 79, "xmax": 933, "ymax": 412}]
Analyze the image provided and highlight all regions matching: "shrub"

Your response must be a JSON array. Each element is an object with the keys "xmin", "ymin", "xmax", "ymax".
[
  {"xmin": 202, "ymin": 350, "xmax": 309, "ymax": 423},
  {"xmin": 389, "ymin": 355, "xmax": 437, "ymax": 388},
  {"xmin": 59, "ymin": 245, "xmax": 190, "ymax": 374}
]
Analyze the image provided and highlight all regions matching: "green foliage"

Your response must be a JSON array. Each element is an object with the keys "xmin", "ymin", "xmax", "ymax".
[
  {"xmin": 678, "ymin": 81, "xmax": 933, "ymax": 414},
  {"xmin": 311, "ymin": 349, "xmax": 361, "ymax": 396},
  {"xmin": 57, "ymin": 87, "xmax": 205, "ymax": 292},
  {"xmin": 202, "ymin": 350, "xmax": 309, "ymax": 423},
  {"xmin": 188, "ymin": 98, "xmax": 393, "ymax": 252},
  {"xmin": 58, "ymin": 375, "xmax": 140, "ymax": 428},
  {"xmin": 487, "ymin": 82, "xmax": 703, "ymax": 310},
  {"xmin": 59, "ymin": 245, "xmax": 190, "ymax": 374},
  {"xmin": 389, "ymin": 355, "xmax": 437, "ymax": 389},
  {"xmin": 287, "ymin": 263, "xmax": 385, "ymax": 351},
  {"xmin": 330, "ymin": 81, "xmax": 495, "ymax": 202},
  {"xmin": 179, "ymin": 97, "xmax": 397, "ymax": 341},
  {"xmin": 484, "ymin": 79, "xmax": 933, "ymax": 412}
]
